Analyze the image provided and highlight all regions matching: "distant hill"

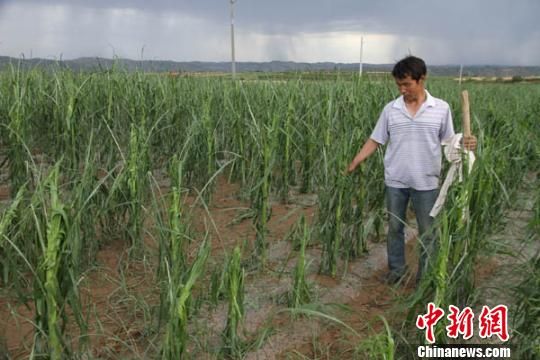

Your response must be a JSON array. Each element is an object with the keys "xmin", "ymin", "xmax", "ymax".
[{"xmin": 0, "ymin": 56, "xmax": 539, "ymax": 77}]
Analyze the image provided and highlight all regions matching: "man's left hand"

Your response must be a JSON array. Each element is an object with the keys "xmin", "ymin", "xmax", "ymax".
[{"xmin": 463, "ymin": 135, "xmax": 477, "ymax": 151}]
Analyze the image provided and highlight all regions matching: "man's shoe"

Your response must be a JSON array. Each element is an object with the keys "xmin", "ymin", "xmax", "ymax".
[
  {"xmin": 382, "ymin": 271, "xmax": 405, "ymax": 285},
  {"xmin": 381, "ymin": 265, "xmax": 409, "ymax": 285}
]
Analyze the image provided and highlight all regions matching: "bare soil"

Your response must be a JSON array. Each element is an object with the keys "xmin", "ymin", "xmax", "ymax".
[{"xmin": 0, "ymin": 172, "xmax": 537, "ymax": 359}]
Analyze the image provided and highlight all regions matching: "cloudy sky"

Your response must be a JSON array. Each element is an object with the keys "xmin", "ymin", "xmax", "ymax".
[{"xmin": 0, "ymin": 0, "xmax": 538, "ymax": 65}]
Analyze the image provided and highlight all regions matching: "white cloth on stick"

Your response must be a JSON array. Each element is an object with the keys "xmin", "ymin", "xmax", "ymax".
[{"xmin": 430, "ymin": 133, "xmax": 476, "ymax": 217}]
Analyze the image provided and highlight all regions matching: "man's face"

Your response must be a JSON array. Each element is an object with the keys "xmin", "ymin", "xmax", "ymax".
[{"xmin": 395, "ymin": 75, "xmax": 425, "ymax": 102}]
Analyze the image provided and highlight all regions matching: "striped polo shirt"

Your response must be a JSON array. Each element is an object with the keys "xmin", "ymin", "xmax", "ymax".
[{"xmin": 370, "ymin": 90, "xmax": 455, "ymax": 190}]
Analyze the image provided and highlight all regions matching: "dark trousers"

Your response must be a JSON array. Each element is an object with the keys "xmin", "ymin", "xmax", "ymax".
[{"xmin": 385, "ymin": 186, "xmax": 439, "ymax": 282}]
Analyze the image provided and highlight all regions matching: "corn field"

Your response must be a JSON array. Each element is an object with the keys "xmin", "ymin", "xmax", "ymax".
[{"xmin": 0, "ymin": 64, "xmax": 538, "ymax": 359}]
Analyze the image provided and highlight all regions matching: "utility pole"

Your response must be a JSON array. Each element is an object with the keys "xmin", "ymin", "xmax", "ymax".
[
  {"xmin": 230, "ymin": 0, "xmax": 236, "ymax": 79},
  {"xmin": 459, "ymin": 64, "xmax": 464, "ymax": 85},
  {"xmin": 359, "ymin": 36, "xmax": 364, "ymax": 77}
]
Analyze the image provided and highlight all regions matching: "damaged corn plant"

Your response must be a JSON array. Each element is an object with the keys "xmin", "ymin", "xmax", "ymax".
[{"xmin": 0, "ymin": 63, "xmax": 538, "ymax": 359}]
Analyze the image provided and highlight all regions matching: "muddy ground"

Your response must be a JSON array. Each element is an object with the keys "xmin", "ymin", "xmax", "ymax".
[{"xmin": 0, "ymin": 172, "xmax": 537, "ymax": 359}]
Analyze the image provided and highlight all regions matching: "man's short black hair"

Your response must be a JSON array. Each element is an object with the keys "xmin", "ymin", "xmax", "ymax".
[{"xmin": 392, "ymin": 56, "xmax": 427, "ymax": 81}]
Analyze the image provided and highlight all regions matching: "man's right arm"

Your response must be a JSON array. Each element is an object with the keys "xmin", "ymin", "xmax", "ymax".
[
  {"xmin": 347, "ymin": 105, "xmax": 388, "ymax": 174},
  {"xmin": 347, "ymin": 138, "xmax": 380, "ymax": 173}
]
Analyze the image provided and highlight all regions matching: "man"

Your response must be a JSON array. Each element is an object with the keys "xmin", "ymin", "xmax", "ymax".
[{"xmin": 347, "ymin": 56, "xmax": 476, "ymax": 284}]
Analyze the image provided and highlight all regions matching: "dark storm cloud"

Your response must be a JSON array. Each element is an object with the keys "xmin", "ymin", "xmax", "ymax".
[
  {"xmin": 0, "ymin": 0, "xmax": 538, "ymax": 64},
  {"xmin": 9, "ymin": 0, "xmax": 537, "ymax": 36}
]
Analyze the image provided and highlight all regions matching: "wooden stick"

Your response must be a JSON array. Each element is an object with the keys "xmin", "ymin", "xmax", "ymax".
[{"xmin": 461, "ymin": 90, "xmax": 471, "ymax": 137}]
